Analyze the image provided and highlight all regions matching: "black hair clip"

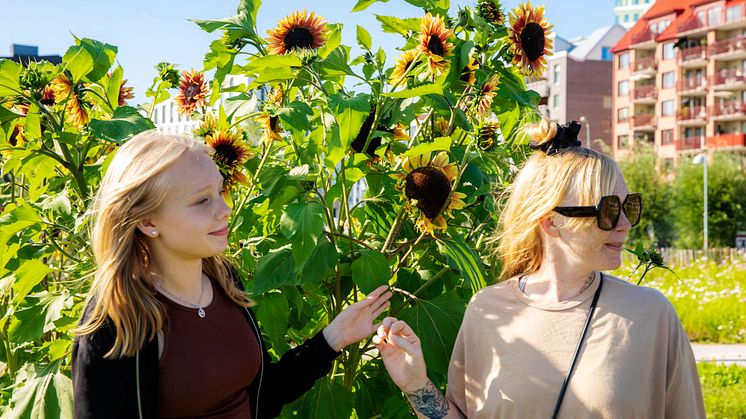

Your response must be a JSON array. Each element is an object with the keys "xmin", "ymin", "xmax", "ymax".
[{"xmin": 530, "ymin": 120, "xmax": 582, "ymax": 156}]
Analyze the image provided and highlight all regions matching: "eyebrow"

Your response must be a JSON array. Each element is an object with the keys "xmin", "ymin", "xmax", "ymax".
[{"xmin": 189, "ymin": 177, "xmax": 224, "ymax": 196}]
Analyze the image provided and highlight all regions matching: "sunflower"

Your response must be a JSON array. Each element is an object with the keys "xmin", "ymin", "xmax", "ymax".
[
  {"xmin": 390, "ymin": 49, "xmax": 422, "ymax": 84},
  {"xmin": 478, "ymin": 122, "xmax": 500, "ymax": 150},
  {"xmin": 205, "ymin": 129, "xmax": 254, "ymax": 189},
  {"xmin": 477, "ymin": 75, "xmax": 500, "ymax": 118},
  {"xmin": 174, "ymin": 70, "xmax": 208, "ymax": 116},
  {"xmin": 118, "ymin": 79, "xmax": 134, "ymax": 106},
  {"xmin": 50, "ymin": 74, "xmax": 90, "ymax": 127},
  {"xmin": 194, "ymin": 113, "xmax": 219, "ymax": 139},
  {"xmin": 256, "ymin": 114, "xmax": 283, "ymax": 145},
  {"xmin": 478, "ymin": 0, "xmax": 506, "ymax": 26},
  {"xmin": 391, "ymin": 152, "xmax": 467, "ymax": 236},
  {"xmin": 393, "ymin": 123, "xmax": 410, "ymax": 141},
  {"xmin": 267, "ymin": 10, "xmax": 328, "ymax": 55},
  {"xmin": 460, "ymin": 57, "xmax": 479, "ymax": 85},
  {"xmin": 434, "ymin": 117, "xmax": 450, "ymax": 137},
  {"xmin": 417, "ymin": 13, "xmax": 455, "ymax": 75},
  {"xmin": 508, "ymin": 2, "xmax": 554, "ymax": 79},
  {"xmin": 268, "ymin": 86, "xmax": 284, "ymax": 106},
  {"xmin": 40, "ymin": 86, "xmax": 55, "ymax": 106}
]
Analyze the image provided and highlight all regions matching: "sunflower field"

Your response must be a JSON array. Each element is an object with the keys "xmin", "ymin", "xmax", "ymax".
[{"xmin": 0, "ymin": 0, "xmax": 550, "ymax": 416}]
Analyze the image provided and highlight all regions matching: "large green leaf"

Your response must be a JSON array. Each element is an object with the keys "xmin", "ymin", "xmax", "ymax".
[
  {"xmin": 252, "ymin": 247, "xmax": 296, "ymax": 294},
  {"xmin": 439, "ymin": 236, "xmax": 488, "ymax": 293},
  {"xmin": 328, "ymin": 93, "xmax": 370, "ymax": 150},
  {"xmin": 403, "ymin": 136, "xmax": 452, "ymax": 157},
  {"xmin": 298, "ymin": 238, "xmax": 338, "ymax": 284},
  {"xmin": 0, "ymin": 203, "xmax": 43, "ymax": 245},
  {"xmin": 12, "ymin": 259, "xmax": 52, "ymax": 305},
  {"xmin": 398, "ymin": 292, "xmax": 466, "ymax": 380},
  {"xmin": 9, "ymin": 290, "xmax": 70, "ymax": 343},
  {"xmin": 277, "ymin": 102, "xmax": 313, "ymax": 132},
  {"xmin": 0, "ymin": 59, "xmax": 23, "ymax": 96},
  {"xmin": 384, "ymin": 83, "xmax": 443, "ymax": 99},
  {"xmin": 352, "ymin": 0, "xmax": 391, "ymax": 12},
  {"xmin": 375, "ymin": 15, "xmax": 421, "ymax": 36},
  {"xmin": 89, "ymin": 106, "xmax": 156, "ymax": 144},
  {"xmin": 298, "ymin": 377, "xmax": 354, "ymax": 419},
  {"xmin": 190, "ymin": 0, "xmax": 260, "ymax": 39},
  {"xmin": 8, "ymin": 362, "xmax": 73, "ymax": 419},
  {"xmin": 351, "ymin": 249, "xmax": 390, "ymax": 294},
  {"xmin": 63, "ymin": 38, "xmax": 117, "ymax": 82},
  {"xmin": 320, "ymin": 47, "xmax": 355, "ymax": 78},
  {"xmin": 106, "ymin": 65, "xmax": 124, "ymax": 110},
  {"xmin": 243, "ymin": 54, "xmax": 302, "ymax": 74},
  {"xmin": 280, "ymin": 202, "xmax": 325, "ymax": 269},
  {"xmin": 356, "ymin": 25, "xmax": 373, "ymax": 50},
  {"xmin": 253, "ymin": 292, "xmax": 289, "ymax": 352}
]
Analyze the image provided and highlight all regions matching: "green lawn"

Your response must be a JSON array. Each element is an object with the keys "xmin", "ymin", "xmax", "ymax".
[{"xmin": 698, "ymin": 363, "xmax": 746, "ymax": 419}]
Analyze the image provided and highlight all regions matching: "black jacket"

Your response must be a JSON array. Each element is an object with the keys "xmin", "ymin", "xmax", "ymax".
[{"xmin": 72, "ymin": 284, "xmax": 340, "ymax": 419}]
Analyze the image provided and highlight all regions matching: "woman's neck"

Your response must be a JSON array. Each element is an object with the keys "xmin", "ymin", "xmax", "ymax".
[
  {"xmin": 521, "ymin": 263, "xmax": 596, "ymax": 304},
  {"xmin": 151, "ymin": 257, "xmax": 204, "ymax": 296}
]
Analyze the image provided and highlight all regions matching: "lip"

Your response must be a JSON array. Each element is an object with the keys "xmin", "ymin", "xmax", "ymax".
[
  {"xmin": 605, "ymin": 243, "xmax": 624, "ymax": 250},
  {"xmin": 209, "ymin": 227, "xmax": 229, "ymax": 236}
]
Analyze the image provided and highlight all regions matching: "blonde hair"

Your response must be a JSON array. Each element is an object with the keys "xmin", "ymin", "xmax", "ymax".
[
  {"xmin": 495, "ymin": 119, "xmax": 620, "ymax": 281},
  {"xmin": 76, "ymin": 131, "xmax": 253, "ymax": 359}
]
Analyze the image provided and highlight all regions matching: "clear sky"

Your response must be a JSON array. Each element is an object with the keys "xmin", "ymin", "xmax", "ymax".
[{"xmin": 0, "ymin": 0, "xmax": 614, "ymax": 104}]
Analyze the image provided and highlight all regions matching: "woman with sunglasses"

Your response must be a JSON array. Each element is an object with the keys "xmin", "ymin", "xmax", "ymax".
[{"xmin": 373, "ymin": 119, "xmax": 705, "ymax": 418}]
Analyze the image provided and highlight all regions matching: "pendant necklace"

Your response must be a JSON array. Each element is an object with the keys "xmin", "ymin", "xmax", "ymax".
[{"xmin": 156, "ymin": 276, "xmax": 207, "ymax": 318}]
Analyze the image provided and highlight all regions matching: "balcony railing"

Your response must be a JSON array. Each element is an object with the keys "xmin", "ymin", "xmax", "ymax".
[
  {"xmin": 632, "ymin": 85, "xmax": 657, "ymax": 101},
  {"xmin": 632, "ymin": 113, "xmax": 656, "ymax": 128},
  {"xmin": 633, "ymin": 56, "xmax": 657, "ymax": 72},
  {"xmin": 677, "ymin": 136, "xmax": 703, "ymax": 150},
  {"xmin": 707, "ymin": 133, "xmax": 746, "ymax": 148},
  {"xmin": 679, "ymin": 45, "xmax": 708, "ymax": 63},
  {"xmin": 677, "ymin": 77, "xmax": 706, "ymax": 92},
  {"xmin": 709, "ymin": 35, "xmax": 746, "ymax": 56},
  {"xmin": 711, "ymin": 101, "xmax": 746, "ymax": 117},
  {"xmin": 677, "ymin": 106, "xmax": 707, "ymax": 122},
  {"xmin": 712, "ymin": 69, "xmax": 746, "ymax": 87},
  {"xmin": 631, "ymin": 28, "xmax": 656, "ymax": 45}
]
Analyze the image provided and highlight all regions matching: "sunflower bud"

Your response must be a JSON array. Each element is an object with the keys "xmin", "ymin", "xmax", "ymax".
[
  {"xmin": 19, "ymin": 63, "xmax": 46, "ymax": 91},
  {"xmin": 478, "ymin": 0, "xmax": 505, "ymax": 26},
  {"xmin": 156, "ymin": 62, "xmax": 180, "ymax": 88}
]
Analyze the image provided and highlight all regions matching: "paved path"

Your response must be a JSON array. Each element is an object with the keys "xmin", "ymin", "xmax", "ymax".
[{"xmin": 690, "ymin": 343, "xmax": 746, "ymax": 366}]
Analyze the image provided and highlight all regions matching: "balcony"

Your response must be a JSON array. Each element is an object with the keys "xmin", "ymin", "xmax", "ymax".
[
  {"xmin": 631, "ymin": 85, "xmax": 657, "ymax": 104},
  {"xmin": 719, "ymin": 6, "xmax": 746, "ymax": 30},
  {"xmin": 677, "ymin": 106, "xmax": 707, "ymax": 126},
  {"xmin": 632, "ymin": 113, "xmax": 656, "ymax": 131},
  {"xmin": 712, "ymin": 69, "xmax": 746, "ymax": 90},
  {"xmin": 677, "ymin": 77, "xmax": 707, "ymax": 95},
  {"xmin": 711, "ymin": 101, "xmax": 746, "ymax": 120},
  {"xmin": 707, "ymin": 133, "xmax": 746, "ymax": 148},
  {"xmin": 632, "ymin": 55, "xmax": 657, "ymax": 75},
  {"xmin": 678, "ymin": 45, "xmax": 708, "ymax": 68},
  {"xmin": 709, "ymin": 35, "xmax": 746, "ymax": 60},
  {"xmin": 677, "ymin": 16, "xmax": 708, "ymax": 36},
  {"xmin": 677, "ymin": 136, "xmax": 703, "ymax": 151},
  {"xmin": 631, "ymin": 29, "xmax": 657, "ymax": 49}
]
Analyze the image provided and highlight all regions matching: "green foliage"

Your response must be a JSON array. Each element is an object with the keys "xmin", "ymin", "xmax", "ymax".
[{"xmin": 698, "ymin": 363, "xmax": 746, "ymax": 418}]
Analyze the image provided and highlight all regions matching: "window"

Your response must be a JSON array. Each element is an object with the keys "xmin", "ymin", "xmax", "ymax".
[
  {"xmin": 618, "ymin": 80, "xmax": 630, "ymax": 96},
  {"xmin": 633, "ymin": 13, "xmax": 639, "ymax": 21},
  {"xmin": 663, "ymin": 42, "xmax": 675, "ymax": 60},
  {"xmin": 708, "ymin": 7, "xmax": 722, "ymax": 26},
  {"xmin": 727, "ymin": 5, "xmax": 742, "ymax": 23},
  {"xmin": 624, "ymin": 14, "xmax": 630, "ymax": 23},
  {"xmin": 662, "ymin": 72, "xmax": 675, "ymax": 88},
  {"xmin": 662, "ymin": 100, "xmax": 675, "ymax": 116},
  {"xmin": 553, "ymin": 64, "xmax": 561, "ymax": 84},
  {"xmin": 618, "ymin": 107, "xmax": 630, "ymax": 122},
  {"xmin": 661, "ymin": 129, "xmax": 674, "ymax": 145},
  {"xmin": 617, "ymin": 135, "xmax": 630, "ymax": 149},
  {"xmin": 618, "ymin": 52, "xmax": 630, "ymax": 69},
  {"xmin": 601, "ymin": 47, "xmax": 613, "ymax": 61},
  {"xmin": 553, "ymin": 94, "xmax": 560, "ymax": 108}
]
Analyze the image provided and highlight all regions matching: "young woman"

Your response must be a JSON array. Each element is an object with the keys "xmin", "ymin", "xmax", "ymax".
[
  {"xmin": 72, "ymin": 131, "xmax": 391, "ymax": 418},
  {"xmin": 373, "ymin": 120, "xmax": 705, "ymax": 418}
]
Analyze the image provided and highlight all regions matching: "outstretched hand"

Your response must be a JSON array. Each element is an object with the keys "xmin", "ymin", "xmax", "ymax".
[
  {"xmin": 373, "ymin": 317, "xmax": 429, "ymax": 392},
  {"xmin": 323, "ymin": 285, "xmax": 392, "ymax": 352}
]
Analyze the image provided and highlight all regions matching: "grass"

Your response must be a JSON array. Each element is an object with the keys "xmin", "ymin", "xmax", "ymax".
[
  {"xmin": 698, "ymin": 362, "xmax": 746, "ymax": 418},
  {"xmin": 613, "ymin": 258, "xmax": 746, "ymax": 343}
]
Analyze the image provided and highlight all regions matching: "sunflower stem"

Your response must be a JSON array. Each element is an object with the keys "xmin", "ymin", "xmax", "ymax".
[
  {"xmin": 391, "ymin": 231, "xmax": 427, "ymax": 277},
  {"xmin": 228, "ymin": 140, "xmax": 273, "ymax": 233},
  {"xmin": 382, "ymin": 206, "xmax": 407, "ymax": 253},
  {"xmin": 338, "ymin": 158, "xmax": 356, "ymax": 256}
]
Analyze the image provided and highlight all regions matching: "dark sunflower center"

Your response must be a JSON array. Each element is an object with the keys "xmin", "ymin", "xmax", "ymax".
[
  {"xmin": 520, "ymin": 22, "xmax": 546, "ymax": 61},
  {"xmin": 214, "ymin": 143, "xmax": 238, "ymax": 165},
  {"xmin": 405, "ymin": 166, "xmax": 451, "ymax": 219},
  {"xmin": 428, "ymin": 36, "xmax": 445, "ymax": 56},
  {"xmin": 185, "ymin": 84, "xmax": 200, "ymax": 102},
  {"xmin": 284, "ymin": 27, "xmax": 315, "ymax": 51},
  {"xmin": 269, "ymin": 115, "xmax": 279, "ymax": 131}
]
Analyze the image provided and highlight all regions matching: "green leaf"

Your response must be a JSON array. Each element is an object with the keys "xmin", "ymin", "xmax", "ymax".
[
  {"xmin": 280, "ymin": 202, "xmax": 325, "ymax": 269},
  {"xmin": 106, "ymin": 65, "xmax": 124, "ymax": 110},
  {"xmin": 253, "ymin": 292, "xmax": 289, "ymax": 352},
  {"xmin": 352, "ymin": 0, "xmax": 391, "ymax": 12},
  {"xmin": 384, "ymin": 83, "xmax": 443, "ymax": 99},
  {"xmin": 298, "ymin": 377, "xmax": 354, "ymax": 419},
  {"xmin": 356, "ymin": 25, "xmax": 373, "ymax": 50},
  {"xmin": 24, "ymin": 103, "xmax": 42, "ymax": 140},
  {"xmin": 0, "ymin": 59, "xmax": 22, "ymax": 95},
  {"xmin": 12, "ymin": 259, "xmax": 52, "ymax": 305},
  {"xmin": 298, "ymin": 238, "xmax": 338, "ymax": 284},
  {"xmin": 0, "ymin": 105, "xmax": 23, "ymax": 126},
  {"xmin": 22, "ymin": 154, "xmax": 58, "ymax": 201},
  {"xmin": 252, "ymin": 248, "xmax": 296, "ymax": 294},
  {"xmin": 318, "ymin": 23, "xmax": 343, "ymax": 59},
  {"xmin": 320, "ymin": 47, "xmax": 355, "ymax": 78},
  {"xmin": 403, "ymin": 136, "xmax": 452, "ymax": 157},
  {"xmin": 8, "ymin": 362, "xmax": 73, "ymax": 419},
  {"xmin": 0, "ymin": 203, "xmax": 43, "ymax": 245},
  {"xmin": 243, "ymin": 54, "xmax": 302, "ymax": 73},
  {"xmin": 89, "ymin": 106, "xmax": 156, "ymax": 144},
  {"xmin": 63, "ymin": 38, "xmax": 117, "ymax": 82},
  {"xmin": 328, "ymin": 93, "xmax": 371, "ymax": 149},
  {"xmin": 439, "ymin": 236, "xmax": 488, "ymax": 293},
  {"xmin": 399, "ymin": 292, "xmax": 465, "ymax": 379},
  {"xmin": 9, "ymin": 291, "xmax": 70, "ymax": 343},
  {"xmin": 277, "ymin": 101, "xmax": 313, "ymax": 132},
  {"xmin": 351, "ymin": 249, "xmax": 391, "ymax": 294},
  {"xmin": 375, "ymin": 15, "xmax": 421, "ymax": 36}
]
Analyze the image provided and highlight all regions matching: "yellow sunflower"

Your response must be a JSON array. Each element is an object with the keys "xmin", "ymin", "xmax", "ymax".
[
  {"xmin": 508, "ymin": 2, "xmax": 554, "ymax": 79},
  {"xmin": 268, "ymin": 86, "xmax": 284, "ymax": 106},
  {"xmin": 194, "ymin": 113, "xmax": 220, "ymax": 138},
  {"xmin": 267, "ymin": 10, "xmax": 328, "ymax": 55},
  {"xmin": 118, "ymin": 79, "xmax": 134, "ymax": 106},
  {"xmin": 49, "ymin": 74, "xmax": 90, "ymax": 127},
  {"xmin": 40, "ymin": 85, "xmax": 55, "ymax": 106},
  {"xmin": 417, "ymin": 13, "xmax": 455, "ymax": 75},
  {"xmin": 391, "ymin": 152, "xmax": 467, "ymax": 236},
  {"xmin": 393, "ymin": 123, "xmax": 410, "ymax": 141},
  {"xmin": 478, "ymin": 122, "xmax": 500, "ymax": 150},
  {"xmin": 174, "ymin": 70, "xmax": 208, "ymax": 116},
  {"xmin": 390, "ymin": 49, "xmax": 422, "ymax": 84},
  {"xmin": 256, "ymin": 114, "xmax": 283, "ymax": 145},
  {"xmin": 478, "ymin": 75, "xmax": 500, "ymax": 118},
  {"xmin": 205, "ymin": 129, "xmax": 254, "ymax": 189},
  {"xmin": 478, "ymin": 0, "xmax": 506, "ymax": 26},
  {"xmin": 460, "ymin": 57, "xmax": 479, "ymax": 85}
]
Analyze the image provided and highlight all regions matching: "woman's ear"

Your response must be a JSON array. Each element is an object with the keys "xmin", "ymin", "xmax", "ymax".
[
  {"xmin": 539, "ymin": 215, "xmax": 562, "ymax": 238},
  {"xmin": 136, "ymin": 219, "xmax": 159, "ymax": 238}
]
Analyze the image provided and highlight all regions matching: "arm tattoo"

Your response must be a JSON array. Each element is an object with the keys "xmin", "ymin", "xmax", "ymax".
[{"xmin": 405, "ymin": 381, "xmax": 450, "ymax": 419}]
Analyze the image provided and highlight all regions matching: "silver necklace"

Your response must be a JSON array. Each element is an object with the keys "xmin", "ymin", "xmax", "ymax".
[
  {"xmin": 156, "ymin": 276, "xmax": 207, "ymax": 318},
  {"xmin": 519, "ymin": 271, "xmax": 596, "ymax": 296}
]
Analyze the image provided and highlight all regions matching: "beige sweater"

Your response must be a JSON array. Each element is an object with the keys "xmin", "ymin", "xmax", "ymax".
[{"xmin": 445, "ymin": 274, "xmax": 705, "ymax": 418}]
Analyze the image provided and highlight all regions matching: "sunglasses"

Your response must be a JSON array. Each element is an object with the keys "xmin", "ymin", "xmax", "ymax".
[{"xmin": 553, "ymin": 193, "xmax": 643, "ymax": 231}]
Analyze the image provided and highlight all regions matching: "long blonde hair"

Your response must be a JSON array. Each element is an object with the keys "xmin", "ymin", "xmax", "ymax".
[
  {"xmin": 496, "ymin": 119, "xmax": 620, "ymax": 280},
  {"xmin": 76, "ymin": 131, "xmax": 253, "ymax": 359}
]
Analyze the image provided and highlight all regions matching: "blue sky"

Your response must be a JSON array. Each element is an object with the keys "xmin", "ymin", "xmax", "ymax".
[{"xmin": 1, "ymin": 0, "xmax": 613, "ymax": 103}]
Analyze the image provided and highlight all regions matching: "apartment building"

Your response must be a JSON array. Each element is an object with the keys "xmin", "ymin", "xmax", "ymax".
[
  {"xmin": 612, "ymin": 0, "xmax": 746, "ymax": 166},
  {"xmin": 615, "ymin": 0, "xmax": 656, "ymax": 29}
]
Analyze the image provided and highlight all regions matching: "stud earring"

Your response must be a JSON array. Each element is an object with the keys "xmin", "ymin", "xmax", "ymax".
[{"xmin": 151, "ymin": 231, "xmax": 158, "ymax": 237}]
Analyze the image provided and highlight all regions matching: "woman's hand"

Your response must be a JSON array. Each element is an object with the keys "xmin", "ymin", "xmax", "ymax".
[
  {"xmin": 373, "ymin": 317, "xmax": 429, "ymax": 392},
  {"xmin": 323, "ymin": 285, "xmax": 392, "ymax": 352}
]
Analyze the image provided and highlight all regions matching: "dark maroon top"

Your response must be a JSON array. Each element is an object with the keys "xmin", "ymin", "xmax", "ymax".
[{"xmin": 155, "ymin": 278, "xmax": 260, "ymax": 418}]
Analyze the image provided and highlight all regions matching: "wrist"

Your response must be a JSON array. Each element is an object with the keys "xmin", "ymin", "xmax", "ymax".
[
  {"xmin": 322, "ymin": 327, "xmax": 345, "ymax": 352},
  {"xmin": 401, "ymin": 377, "xmax": 431, "ymax": 394}
]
